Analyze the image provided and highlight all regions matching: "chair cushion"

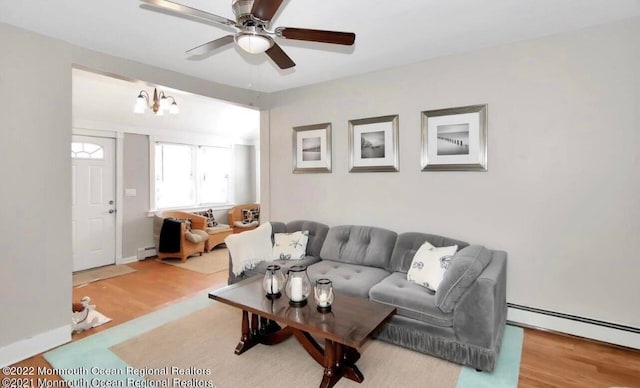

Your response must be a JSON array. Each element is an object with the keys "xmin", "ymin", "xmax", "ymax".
[
  {"xmin": 194, "ymin": 208, "xmax": 218, "ymax": 227},
  {"xmin": 320, "ymin": 225, "xmax": 397, "ymax": 269},
  {"xmin": 436, "ymin": 245, "xmax": 493, "ymax": 313},
  {"xmin": 307, "ymin": 260, "xmax": 390, "ymax": 299},
  {"xmin": 242, "ymin": 207, "xmax": 260, "ymax": 222},
  {"xmin": 206, "ymin": 224, "xmax": 231, "ymax": 234},
  {"xmin": 185, "ymin": 229, "xmax": 208, "ymax": 243},
  {"xmin": 369, "ymin": 272, "xmax": 454, "ymax": 328},
  {"xmin": 234, "ymin": 220, "xmax": 259, "ymax": 228}
]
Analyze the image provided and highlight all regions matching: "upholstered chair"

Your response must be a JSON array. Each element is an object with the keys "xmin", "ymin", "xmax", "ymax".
[
  {"xmin": 153, "ymin": 211, "xmax": 208, "ymax": 262},
  {"xmin": 227, "ymin": 203, "xmax": 260, "ymax": 233}
]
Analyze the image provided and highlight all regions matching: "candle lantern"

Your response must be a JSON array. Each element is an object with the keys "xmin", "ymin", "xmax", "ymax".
[
  {"xmin": 314, "ymin": 278, "xmax": 334, "ymax": 313},
  {"xmin": 285, "ymin": 265, "xmax": 311, "ymax": 307},
  {"xmin": 263, "ymin": 265, "xmax": 286, "ymax": 299}
]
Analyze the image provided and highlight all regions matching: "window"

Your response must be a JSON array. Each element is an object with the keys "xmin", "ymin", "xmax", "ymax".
[
  {"xmin": 154, "ymin": 142, "xmax": 231, "ymax": 209},
  {"xmin": 71, "ymin": 142, "xmax": 104, "ymax": 159}
]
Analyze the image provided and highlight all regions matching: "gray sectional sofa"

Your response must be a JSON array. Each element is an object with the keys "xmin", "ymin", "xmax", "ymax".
[{"xmin": 227, "ymin": 220, "xmax": 507, "ymax": 372}]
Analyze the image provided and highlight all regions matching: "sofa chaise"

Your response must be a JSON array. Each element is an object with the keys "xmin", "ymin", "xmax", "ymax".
[{"xmin": 228, "ymin": 220, "xmax": 507, "ymax": 372}]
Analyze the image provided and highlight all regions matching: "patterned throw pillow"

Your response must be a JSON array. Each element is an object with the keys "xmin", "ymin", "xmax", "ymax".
[
  {"xmin": 242, "ymin": 207, "xmax": 260, "ymax": 223},
  {"xmin": 195, "ymin": 209, "xmax": 218, "ymax": 228},
  {"xmin": 272, "ymin": 231, "xmax": 309, "ymax": 261},
  {"xmin": 406, "ymin": 242, "xmax": 458, "ymax": 292}
]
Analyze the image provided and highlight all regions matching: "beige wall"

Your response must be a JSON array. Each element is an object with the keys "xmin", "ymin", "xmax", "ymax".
[
  {"xmin": 0, "ymin": 23, "xmax": 72, "ymax": 347},
  {"xmin": 266, "ymin": 18, "xmax": 640, "ymax": 327},
  {"xmin": 0, "ymin": 21, "xmax": 266, "ymax": 352},
  {"xmin": 233, "ymin": 144, "xmax": 257, "ymax": 205},
  {"xmin": 122, "ymin": 133, "xmax": 153, "ymax": 258}
]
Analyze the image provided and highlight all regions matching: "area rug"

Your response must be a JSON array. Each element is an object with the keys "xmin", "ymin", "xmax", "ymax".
[
  {"xmin": 73, "ymin": 264, "xmax": 136, "ymax": 287},
  {"xmin": 44, "ymin": 292, "xmax": 523, "ymax": 388},
  {"xmin": 156, "ymin": 248, "xmax": 229, "ymax": 274}
]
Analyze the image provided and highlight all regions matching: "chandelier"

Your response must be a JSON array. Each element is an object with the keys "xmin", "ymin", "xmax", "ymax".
[{"xmin": 134, "ymin": 88, "xmax": 179, "ymax": 115}]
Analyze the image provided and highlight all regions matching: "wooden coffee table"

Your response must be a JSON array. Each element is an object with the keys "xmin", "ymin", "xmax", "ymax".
[{"xmin": 209, "ymin": 277, "xmax": 395, "ymax": 388}]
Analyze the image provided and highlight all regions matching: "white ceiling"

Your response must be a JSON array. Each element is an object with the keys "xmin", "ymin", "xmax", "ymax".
[
  {"xmin": 3, "ymin": 1, "xmax": 640, "ymax": 93},
  {"xmin": 73, "ymin": 69, "xmax": 260, "ymax": 142}
]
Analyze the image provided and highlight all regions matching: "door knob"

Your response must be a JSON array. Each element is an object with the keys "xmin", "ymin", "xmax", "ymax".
[
  {"xmin": 108, "ymin": 200, "xmax": 114, "ymax": 205},
  {"xmin": 109, "ymin": 209, "xmax": 116, "ymax": 214}
]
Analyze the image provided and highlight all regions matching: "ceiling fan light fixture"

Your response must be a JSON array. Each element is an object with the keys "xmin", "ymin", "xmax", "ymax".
[{"xmin": 236, "ymin": 33, "xmax": 272, "ymax": 54}]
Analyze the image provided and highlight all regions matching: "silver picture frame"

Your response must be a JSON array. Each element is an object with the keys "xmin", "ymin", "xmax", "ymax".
[
  {"xmin": 292, "ymin": 123, "xmax": 332, "ymax": 173},
  {"xmin": 348, "ymin": 114, "xmax": 399, "ymax": 172},
  {"xmin": 421, "ymin": 104, "xmax": 487, "ymax": 171}
]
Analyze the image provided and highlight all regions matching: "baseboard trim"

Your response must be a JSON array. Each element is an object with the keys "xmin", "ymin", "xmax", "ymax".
[
  {"xmin": 117, "ymin": 249, "xmax": 156, "ymax": 265},
  {"xmin": 117, "ymin": 256, "xmax": 139, "ymax": 265},
  {"xmin": 507, "ymin": 304, "xmax": 640, "ymax": 350},
  {"xmin": 0, "ymin": 325, "xmax": 71, "ymax": 367}
]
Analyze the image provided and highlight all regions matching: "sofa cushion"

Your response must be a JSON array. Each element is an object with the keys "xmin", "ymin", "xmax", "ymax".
[
  {"xmin": 389, "ymin": 232, "xmax": 469, "ymax": 273},
  {"xmin": 369, "ymin": 272, "xmax": 453, "ymax": 327},
  {"xmin": 320, "ymin": 225, "xmax": 397, "ymax": 269},
  {"xmin": 286, "ymin": 220, "xmax": 329, "ymax": 257},
  {"xmin": 272, "ymin": 231, "xmax": 309, "ymax": 260},
  {"xmin": 246, "ymin": 255, "xmax": 322, "ymax": 277},
  {"xmin": 407, "ymin": 244, "xmax": 458, "ymax": 291},
  {"xmin": 307, "ymin": 260, "xmax": 390, "ymax": 299},
  {"xmin": 436, "ymin": 245, "xmax": 493, "ymax": 313}
]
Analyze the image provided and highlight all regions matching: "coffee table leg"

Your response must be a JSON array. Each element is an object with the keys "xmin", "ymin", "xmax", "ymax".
[
  {"xmin": 260, "ymin": 318, "xmax": 281, "ymax": 335},
  {"xmin": 320, "ymin": 340, "xmax": 339, "ymax": 388},
  {"xmin": 340, "ymin": 344, "xmax": 364, "ymax": 383},
  {"xmin": 251, "ymin": 313, "xmax": 259, "ymax": 337},
  {"xmin": 234, "ymin": 310, "xmax": 258, "ymax": 355}
]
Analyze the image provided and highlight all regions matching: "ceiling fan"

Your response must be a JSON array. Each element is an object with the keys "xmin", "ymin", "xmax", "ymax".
[{"xmin": 139, "ymin": 0, "xmax": 356, "ymax": 69}]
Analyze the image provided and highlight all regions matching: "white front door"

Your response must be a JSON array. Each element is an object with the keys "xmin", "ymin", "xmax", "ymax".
[{"xmin": 71, "ymin": 135, "xmax": 116, "ymax": 271}]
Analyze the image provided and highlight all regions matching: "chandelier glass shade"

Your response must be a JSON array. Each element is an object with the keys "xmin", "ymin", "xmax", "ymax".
[{"xmin": 134, "ymin": 88, "xmax": 179, "ymax": 115}]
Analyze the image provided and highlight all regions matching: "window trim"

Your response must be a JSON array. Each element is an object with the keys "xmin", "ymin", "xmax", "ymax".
[{"xmin": 149, "ymin": 136, "xmax": 235, "ymax": 212}]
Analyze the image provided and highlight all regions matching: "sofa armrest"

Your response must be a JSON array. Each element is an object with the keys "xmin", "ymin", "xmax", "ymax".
[{"xmin": 452, "ymin": 251, "xmax": 507, "ymax": 348}]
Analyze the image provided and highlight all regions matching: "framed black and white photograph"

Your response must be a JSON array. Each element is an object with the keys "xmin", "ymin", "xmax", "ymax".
[
  {"xmin": 292, "ymin": 123, "xmax": 332, "ymax": 173},
  {"xmin": 421, "ymin": 104, "xmax": 487, "ymax": 171},
  {"xmin": 348, "ymin": 115, "xmax": 399, "ymax": 172}
]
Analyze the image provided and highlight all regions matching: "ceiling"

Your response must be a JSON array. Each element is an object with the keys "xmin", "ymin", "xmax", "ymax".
[
  {"xmin": 73, "ymin": 69, "xmax": 260, "ymax": 142},
  {"xmin": 2, "ymin": 1, "xmax": 640, "ymax": 93}
]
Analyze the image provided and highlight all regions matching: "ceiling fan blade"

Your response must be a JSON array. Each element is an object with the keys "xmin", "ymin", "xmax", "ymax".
[
  {"xmin": 276, "ymin": 27, "xmax": 355, "ymax": 45},
  {"xmin": 140, "ymin": 0, "xmax": 237, "ymax": 28},
  {"xmin": 265, "ymin": 42, "xmax": 295, "ymax": 69},
  {"xmin": 186, "ymin": 35, "xmax": 235, "ymax": 56},
  {"xmin": 251, "ymin": 0, "xmax": 284, "ymax": 21}
]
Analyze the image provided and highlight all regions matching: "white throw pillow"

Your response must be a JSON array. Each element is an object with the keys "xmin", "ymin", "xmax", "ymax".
[
  {"xmin": 272, "ymin": 231, "xmax": 309, "ymax": 261},
  {"xmin": 225, "ymin": 223, "xmax": 273, "ymax": 276},
  {"xmin": 406, "ymin": 242, "xmax": 458, "ymax": 292}
]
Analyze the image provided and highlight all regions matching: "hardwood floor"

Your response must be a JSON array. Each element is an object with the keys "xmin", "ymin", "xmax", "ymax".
[
  {"xmin": 2, "ymin": 257, "xmax": 639, "ymax": 387},
  {"xmin": 520, "ymin": 328, "xmax": 640, "ymax": 387}
]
